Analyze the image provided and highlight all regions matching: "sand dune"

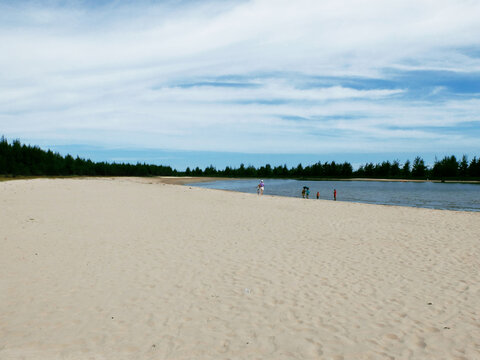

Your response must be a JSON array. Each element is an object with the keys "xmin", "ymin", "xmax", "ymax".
[{"xmin": 1, "ymin": 178, "xmax": 479, "ymax": 359}]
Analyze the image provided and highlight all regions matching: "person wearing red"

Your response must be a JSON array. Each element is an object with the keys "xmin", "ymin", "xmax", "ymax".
[{"xmin": 333, "ymin": 189, "xmax": 337, "ymax": 201}]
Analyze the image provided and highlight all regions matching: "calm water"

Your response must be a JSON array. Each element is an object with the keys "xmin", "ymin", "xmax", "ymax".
[{"xmin": 189, "ymin": 179, "xmax": 480, "ymax": 212}]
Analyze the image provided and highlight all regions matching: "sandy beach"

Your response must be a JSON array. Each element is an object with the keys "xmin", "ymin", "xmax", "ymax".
[{"xmin": 1, "ymin": 177, "xmax": 479, "ymax": 359}]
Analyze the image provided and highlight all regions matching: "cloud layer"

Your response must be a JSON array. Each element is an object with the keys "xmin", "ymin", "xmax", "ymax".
[{"xmin": 1, "ymin": 0, "xmax": 479, "ymax": 162}]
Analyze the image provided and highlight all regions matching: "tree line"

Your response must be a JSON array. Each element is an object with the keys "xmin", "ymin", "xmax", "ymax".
[
  {"xmin": 1, "ymin": 136, "xmax": 479, "ymax": 180},
  {"xmin": 0, "ymin": 137, "xmax": 175, "ymax": 177}
]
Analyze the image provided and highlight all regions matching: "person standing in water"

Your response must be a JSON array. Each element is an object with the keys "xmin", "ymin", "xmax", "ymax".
[
  {"xmin": 306, "ymin": 188, "xmax": 310, "ymax": 199},
  {"xmin": 316, "ymin": 191, "xmax": 320, "ymax": 199},
  {"xmin": 333, "ymin": 189, "xmax": 337, "ymax": 201},
  {"xmin": 258, "ymin": 180, "xmax": 264, "ymax": 195}
]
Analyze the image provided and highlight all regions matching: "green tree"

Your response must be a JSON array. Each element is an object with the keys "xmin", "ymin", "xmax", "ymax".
[
  {"xmin": 412, "ymin": 156, "xmax": 427, "ymax": 178},
  {"xmin": 391, "ymin": 160, "xmax": 400, "ymax": 177},
  {"xmin": 459, "ymin": 155, "xmax": 468, "ymax": 178},
  {"xmin": 402, "ymin": 160, "xmax": 411, "ymax": 178},
  {"xmin": 432, "ymin": 155, "xmax": 458, "ymax": 179}
]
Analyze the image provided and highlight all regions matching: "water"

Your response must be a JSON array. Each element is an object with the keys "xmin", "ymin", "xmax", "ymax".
[{"xmin": 189, "ymin": 179, "xmax": 480, "ymax": 212}]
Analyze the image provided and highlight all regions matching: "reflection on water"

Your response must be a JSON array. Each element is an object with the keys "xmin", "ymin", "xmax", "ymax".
[{"xmin": 189, "ymin": 179, "xmax": 480, "ymax": 212}]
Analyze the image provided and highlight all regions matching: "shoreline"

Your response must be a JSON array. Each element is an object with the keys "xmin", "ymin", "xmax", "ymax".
[
  {"xmin": 308, "ymin": 177, "xmax": 480, "ymax": 184},
  {"xmin": 153, "ymin": 176, "xmax": 480, "ymax": 185},
  {"xmin": 2, "ymin": 175, "xmax": 479, "ymax": 185},
  {"xmin": 3, "ymin": 176, "xmax": 478, "ymax": 212},
  {"xmin": 179, "ymin": 177, "xmax": 480, "ymax": 213}
]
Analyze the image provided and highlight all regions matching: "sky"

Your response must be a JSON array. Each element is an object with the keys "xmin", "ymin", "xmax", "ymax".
[{"xmin": 1, "ymin": 0, "xmax": 479, "ymax": 170}]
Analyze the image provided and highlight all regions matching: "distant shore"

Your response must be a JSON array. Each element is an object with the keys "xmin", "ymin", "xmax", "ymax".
[
  {"xmin": 303, "ymin": 177, "xmax": 480, "ymax": 184},
  {"xmin": 155, "ymin": 176, "xmax": 480, "ymax": 185},
  {"xmin": 1, "ymin": 175, "xmax": 479, "ymax": 185}
]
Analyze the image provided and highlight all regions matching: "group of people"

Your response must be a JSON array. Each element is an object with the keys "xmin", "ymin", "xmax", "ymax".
[
  {"xmin": 303, "ymin": 188, "xmax": 337, "ymax": 200},
  {"xmin": 301, "ymin": 186, "xmax": 310, "ymax": 199},
  {"xmin": 258, "ymin": 180, "xmax": 337, "ymax": 200}
]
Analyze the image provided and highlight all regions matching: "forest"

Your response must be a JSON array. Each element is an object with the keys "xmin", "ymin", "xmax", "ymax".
[
  {"xmin": 0, "ymin": 137, "xmax": 175, "ymax": 177},
  {"xmin": 1, "ymin": 136, "xmax": 479, "ymax": 180}
]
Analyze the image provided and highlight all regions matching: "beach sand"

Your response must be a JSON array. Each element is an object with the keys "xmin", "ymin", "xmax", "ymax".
[{"xmin": 1, "ymin": 178, "xmax": 479, "ymax": 359}]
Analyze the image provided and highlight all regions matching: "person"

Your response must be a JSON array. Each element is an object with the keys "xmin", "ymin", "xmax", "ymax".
[
  {"xmin": 333, "ymin": 189, "xmax": 337, "ymax": 201},
  {"xmin": 301, "ymin": 188, "xmax": 306, "ymax": 198},
  {"xmin": 258, "ymin": 180, "xmax": 264, "ymax": 195},
  {"xmin": 306, "ymin": 188, "xmax": 310, "ymax": 199},
  {"xmin": 316, "ymin": 191, "xmax": 320, "ymax": 199}
]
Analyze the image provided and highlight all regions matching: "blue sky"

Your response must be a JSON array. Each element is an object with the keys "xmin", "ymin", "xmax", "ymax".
[{"xmin": 1, "ymin": 0, "xmax": 479, "ymax": 170}]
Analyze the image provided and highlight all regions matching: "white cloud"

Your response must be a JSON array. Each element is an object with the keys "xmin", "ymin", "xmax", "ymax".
[{"xmin": 0, "ymin": 0, "xmax": 479, "ymax": 156}]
